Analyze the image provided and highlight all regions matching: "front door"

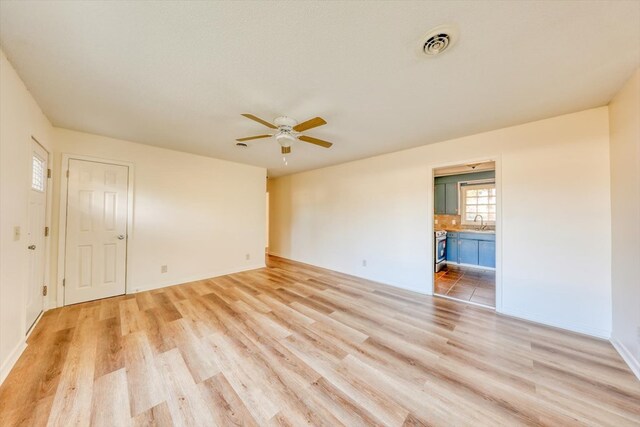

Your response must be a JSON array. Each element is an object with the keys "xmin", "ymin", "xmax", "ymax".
[
  {"xmin": 26, "ymin": 140, "xmax": 49, "ymax": 330},
  {"xmin": 64, "ymin": 159, "xmax": 129, "ymax": 305}
]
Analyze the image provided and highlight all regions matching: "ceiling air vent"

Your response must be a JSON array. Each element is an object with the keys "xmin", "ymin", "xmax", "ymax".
[{"xmin": 420, "ymin": 25, "xmax": 458, "ymax": 57}]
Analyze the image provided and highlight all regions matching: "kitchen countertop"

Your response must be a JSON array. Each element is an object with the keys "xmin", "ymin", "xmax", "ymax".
[{"xmin": 438, "ymin": 228, "xmax": 496, "ymax": 234}]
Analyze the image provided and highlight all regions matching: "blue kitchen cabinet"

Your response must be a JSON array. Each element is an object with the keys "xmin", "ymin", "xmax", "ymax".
[
  {"xmin": 479, "ymin": 241, "xmax": 496, "ymax": 268},
  {"xmin": 434, "ymin": 183, "xmax": 446, "ymax": 214},
  {"xmin": 434, "ymin": 183, "xmax": 459, "ymax": 215},
  {"xmin": 445, "ymin": 183, "xmax": 458, "ymax": 215},
  {"xmin": 446, "ymin": 235, "xmax": 458, "ymax": 262},
  {"xmin": 458, "ymin": 239, "xmax": 479, "ymax": 265},
  {"xmin": 435, "ymin": 171, "xmax": 494, "ymax": 216}
]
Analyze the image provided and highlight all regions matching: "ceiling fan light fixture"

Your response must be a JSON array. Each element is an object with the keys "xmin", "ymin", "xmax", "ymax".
[
  {"xmin": 275, "ymin": 133, "xmax": 296, "ymax": 148},
  {"xmin": 237, "ymin": 113, "xmax": 333, "ymax": 155}
]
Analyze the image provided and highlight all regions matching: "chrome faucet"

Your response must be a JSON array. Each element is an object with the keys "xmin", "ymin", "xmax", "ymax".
[{"xmin": 473, "ymin": 214, "xmax": 485, "ymax": 230}]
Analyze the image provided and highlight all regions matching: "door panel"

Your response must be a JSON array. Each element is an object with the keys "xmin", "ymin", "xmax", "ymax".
[
  {"xmin": 458, "ymin": 239, "xmax": 479, "ymax": 265},
  {"xmin": 445, "ymin": 183, "xmax": 458, "ymax": 214},
  {"xmin": 446, "ymin": 237, "xmax": 458, "ymax": 262},
  {"xmin": 65, "ymin": 159, "xmax": 128, "ymax": 305},
  {"xmin": 434, "ymin": 184, "xmax": 445, "ymax": 214},
  {"xmin": 479, "ymin": 241, "xmax": 496, "ymax": 268},
  {"xmin": 26, "ymin": 141, "xmax": 48, "ymax": 330}
]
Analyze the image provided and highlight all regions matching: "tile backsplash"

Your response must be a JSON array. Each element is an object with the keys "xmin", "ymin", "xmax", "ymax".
[
  {"xmin": 435, "ymin": 214, "xmax": 461, "ymax": 229},
  {"xmin": 435, "ymin": 214, "xmax": 496, "ymax": 231}
]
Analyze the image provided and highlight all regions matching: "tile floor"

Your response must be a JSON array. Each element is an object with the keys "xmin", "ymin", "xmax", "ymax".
[{"xmin": 434, "ymin": 264, "xmax": 495, "ymax": 307}]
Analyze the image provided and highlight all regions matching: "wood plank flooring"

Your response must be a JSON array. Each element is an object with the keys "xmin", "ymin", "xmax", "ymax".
[{"xmin": 1, "ymin": 255, "xmax": 638, "ymax": 426}]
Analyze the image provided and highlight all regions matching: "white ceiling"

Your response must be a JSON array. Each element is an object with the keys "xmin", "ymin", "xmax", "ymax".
[{"xmin": 1, "ymin": 1, "xmax": 639, "ymax": 177}]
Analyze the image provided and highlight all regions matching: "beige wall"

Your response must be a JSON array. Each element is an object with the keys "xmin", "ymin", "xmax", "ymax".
[
  {"xmin": 1, "ymin": 48, "xmax": 267, "ymax": 383},
  {"xmin": 609, "ymin": 69, "xmax": 640, "ymax": 378},
  {"xmin": 50, "ymin": 128, "xmax": 267, "ymax": 304},
  {"xmin": 269, "ymin": 107, "xmax": 612, "ymax": 338},
  {"xmin": 0, "ymin": 50, "xmax": 54, "ymax": 382}
]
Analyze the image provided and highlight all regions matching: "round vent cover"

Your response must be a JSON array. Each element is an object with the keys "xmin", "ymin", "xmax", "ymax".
[
  {"xmin": 423, "ymin": 33, "xmax": 450, "ymax": 55},
  {"xmin": 419, "ymin": 25, "xmax": 458, "ymax": 57}
]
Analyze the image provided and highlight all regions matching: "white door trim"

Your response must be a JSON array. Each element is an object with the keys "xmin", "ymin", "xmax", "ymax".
[
  {"xmin": 428, "ymin": 155, "xmax": 503, "ymax": 312},
  {"xmin": 56, "ymin": 154, "xmax": 135, "ymax": 308}
]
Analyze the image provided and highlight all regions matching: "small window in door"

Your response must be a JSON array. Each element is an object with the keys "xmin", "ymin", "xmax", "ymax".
[{"xmin": 32, "ymin": 155, "xmax": 45, "ymax": 192}]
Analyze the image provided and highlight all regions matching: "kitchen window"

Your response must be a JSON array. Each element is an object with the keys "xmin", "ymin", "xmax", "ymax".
[{"xmin": 461, "ymin": 182, "xmax": 496, "ymax": 225}]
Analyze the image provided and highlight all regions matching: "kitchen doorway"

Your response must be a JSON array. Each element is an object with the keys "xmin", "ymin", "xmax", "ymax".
[{"xmin": 432, "ymin": 161, "xmax": 497, "ymax": 308}]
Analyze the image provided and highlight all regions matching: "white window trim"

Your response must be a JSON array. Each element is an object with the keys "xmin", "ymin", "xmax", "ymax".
[{"xmin": 460, "ymin": 181, "xmax": 496, "ymax": 225}]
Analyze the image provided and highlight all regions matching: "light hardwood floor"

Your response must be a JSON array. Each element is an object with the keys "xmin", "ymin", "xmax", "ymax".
[{"xmin": 1, "ymin": 255, "xmax": 638, "ymax": 426}]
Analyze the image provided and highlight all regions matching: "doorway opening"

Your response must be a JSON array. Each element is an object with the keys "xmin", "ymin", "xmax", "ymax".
[{"xmin": 433, "ymin": 161, "xmax": 496, "ymax": 308}]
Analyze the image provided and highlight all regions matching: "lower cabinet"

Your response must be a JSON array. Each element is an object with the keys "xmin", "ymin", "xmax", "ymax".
[
  {"xmin": 445, "ymin": 232, "xmax": 495, "ymax": 268},
  {"xmin": 446, "ymin": 237, "xmax": 458, "ymax": 262},
  {"xmin": 478, "ymin": 241, "xmax": 496, "ymax": 268},
  {"xmin": 458, "ymin": 239, "xmax": 479, "ymax": 265}
]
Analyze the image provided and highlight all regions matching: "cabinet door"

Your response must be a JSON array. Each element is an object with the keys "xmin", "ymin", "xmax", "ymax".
[
  {"xmin": 446, "ymin": 237, "xmax": 458, "ymax": 262},
  {"xmin": 479, "ymin": 241, "xmax": 496, "ymax": 268},
  {"xmin": 445, "ymin": 183, "xmax": 458, "ymax": 215},
  {"xmin": 458, "ymin": 239, "xmax": 479, "ymax": 265},
  {"xmin": 434, "ymin": 184, "xmax": 446, "ymax": 214}
]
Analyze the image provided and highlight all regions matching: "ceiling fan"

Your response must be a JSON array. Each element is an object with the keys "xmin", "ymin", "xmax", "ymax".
[{"xmin": 236, "ymin": 114, "xmax": 333, "ymax": 154}]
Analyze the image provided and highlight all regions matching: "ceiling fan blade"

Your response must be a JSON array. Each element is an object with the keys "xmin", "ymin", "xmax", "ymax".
[
  {"xmin": 298, "ymin": 135, "xmax": 333, "ymax": 148},
  {"xmin": 293, "ymin": 117, "xmax": 327, "ymax": 132},
  {"xmin": 236, "ymin": 134, "xmax": 273, "ymax": 142},
  {"xmin": 241, "ymin": 113, "xmax": 277, "ymax": 129}
]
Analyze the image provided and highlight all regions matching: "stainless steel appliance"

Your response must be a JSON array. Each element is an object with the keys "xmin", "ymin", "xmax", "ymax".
[{"xmin": 435, "ymin": 230, "xmax": 447, "ymax": 272}]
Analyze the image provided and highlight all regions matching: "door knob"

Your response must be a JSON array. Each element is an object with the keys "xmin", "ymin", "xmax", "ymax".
[
  {"xmin": 117, "ymin": 235, "xmax": 126, "ymax": 240},
  {"xmin": 28, "ymin": 245, "xmax": 36, "ymax": 250}
]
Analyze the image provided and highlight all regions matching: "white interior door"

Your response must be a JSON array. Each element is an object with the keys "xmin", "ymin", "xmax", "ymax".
[
  {"xmin": 26, "ymin": 140, "xmax": 49, "ymax": 330},
  {"xmin": 65, "ymin": 159, "xmax": 129, "ymax": 305}
]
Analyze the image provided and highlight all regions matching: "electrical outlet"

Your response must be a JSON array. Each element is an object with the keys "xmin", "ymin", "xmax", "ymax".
[
  {"xmin": 161, "ymin": 265, "xmax": 168, "ymax": 274},
  {"xmin": 452, "ymin": 219, "xmax": 457, "ymax": 225},
  {"xmin": 13, "ymin": 226, "xmax": 20, "ymax": 241},
  {"xmin": 362, "ymin": 259, "xmax": 367, "ymax": 267},
  {"xmin": 434, "ymin": 219, "xmax": 439, "ymax": 225},
  {"xmin": 246, "ymin": 253, "xmax": 250, "ymax": 261}
]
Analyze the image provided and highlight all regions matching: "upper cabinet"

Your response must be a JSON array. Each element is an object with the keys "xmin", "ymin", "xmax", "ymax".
[
  {"xmin": 434, "ymin": 183, "xmax": 446, "ymax": 214},
  {"xmin": 434, "ymin": 182, "xmax": 459, "ymax": 214},
  {"xmin": 434, "ymin": 171, "xmax": 496, "ymax": 216},
  {"xmin": 444, "ymin": 183, "xmax": 458, "ymax": 215}
]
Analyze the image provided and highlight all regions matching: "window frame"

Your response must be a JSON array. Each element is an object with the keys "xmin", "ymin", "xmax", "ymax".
[{"xmin": 460, "ymin": 180, "xmax": 496, "ymax": 226}]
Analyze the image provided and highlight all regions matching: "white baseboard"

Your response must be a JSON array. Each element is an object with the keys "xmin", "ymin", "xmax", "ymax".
[
  {"xmin": 0, "ymin": 340, "xmax": 26, "ymax": 386},
  {"xmin": 0, "ymin": 307, "xmax": 50, "ymax": 386},
  {"xmin": 130, "ymin": 263, "xmax": 266, "ymax": 294},
  {"xmin": 272, "ymin": 253, "xmax": 610, "ymax": 340},
  {"xmin": 267, "ymin": 253, "xmax": 431, "ymax": 295},
  {"xmin": 611, "ymin": 338, "xmax": 640, "ymax": 381},
  {"xmin": 498, "ymin": 307, "xmax": 611, "ymax": 339}
]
